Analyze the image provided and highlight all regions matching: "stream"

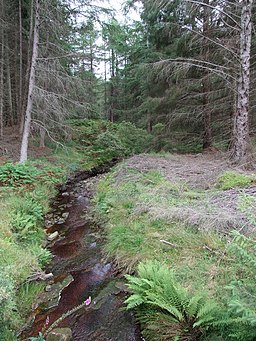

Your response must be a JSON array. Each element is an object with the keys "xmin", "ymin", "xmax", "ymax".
[{"xmin": 21, "ymin": 165, "xmax": 142, "ymax": 341}]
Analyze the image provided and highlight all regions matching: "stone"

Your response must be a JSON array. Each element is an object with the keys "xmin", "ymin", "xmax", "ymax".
[
  {"xmin": 62, "ymin": 192, "xmax": 69, "ymax": 197},
  {"xmin": 47, "ymin": 231, "xmax": 59, "ymax": 241},
  {"xmin": 56, "ymin": 218, "xmax": 65, "ymax": 224},
  {"xmin": 62, "ymin": 212, "xmax": 69, "ymax": 219},
  {"xmin": 46, "ymin": 328, "xmax": 72, "ymax": 341},
  {"xmin": 45, "ymin": 285, "xmax": 52, "ymax": 292}
]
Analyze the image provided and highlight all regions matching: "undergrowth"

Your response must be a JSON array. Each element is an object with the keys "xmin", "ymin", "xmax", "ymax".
[
  {"xmin": 0, "ymin": 160, "xmax": 65, "ymax": 340},
  {"xmin": 68, "ymin": 119, "xmax": 151, "ymax": 168},
  {"xmin": 0, "ymin": 118, "xmax": 151, "ymax": 340},
  {"xmin": 94, "ymin": 159, "xmax": 256, "ymax": 340}
]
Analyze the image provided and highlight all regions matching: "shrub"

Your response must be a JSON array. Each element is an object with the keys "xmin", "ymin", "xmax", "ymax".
[
  {"xmin": 0, "ymin": 162, "xmax": 65, "ymax": 188},
  {"xmin": 222, "ymin": 232, "xmax": 256, "ymax": 340},
  {"xmin": 125, "ymin": 260, "xmax": 218, "ymax": 340},
  {"xmin": 30, "ymin": 244, "xmax": 52, "ymax": 267},
  {"xmin": 11, "ymin": 196, "xmax": 44, "ymax": 242},
  {"xmin": 69, "ymin": 119, "xmax": 152, "ymax": 163},
  {"xmin": 0, "ymin": 163, "xmax": 39, "ymax": 187}
]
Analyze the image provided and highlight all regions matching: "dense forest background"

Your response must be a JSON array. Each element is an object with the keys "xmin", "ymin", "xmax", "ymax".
[{"xmin": 0, "ymin": 0, "xmax": 255, "ymax": 164}]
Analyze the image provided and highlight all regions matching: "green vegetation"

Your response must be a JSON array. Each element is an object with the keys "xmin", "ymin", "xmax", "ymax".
[
  {"xmin": 217, "ymin": 171, "xmax": 255, "ymax": 190},
  {"xmin": 125, "ymin": 260, "xmax": 218, "ymax": 340},
  {"xmin": 0, "ymin": 119, "xmax": 150, "ymax": 340},
  {"xmin": 94, "ymin": 159, "xmax": 256, "ymax": 340},
  {"xmin": 68, "ymin": 119, "xmax": 152, "ymax": 169},
  {"xmin": 0, "ymin": 162, "xmax": 65, "ymax": 340}
]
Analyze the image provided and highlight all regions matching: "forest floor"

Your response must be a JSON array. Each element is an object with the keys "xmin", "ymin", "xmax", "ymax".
[
  {"xmin": 113, "ymin": 152, "xmax": 256, "ymax": 233},
  {"xmin": 0, "ymin": 126, "xmax": 52, "ymax": 162}
]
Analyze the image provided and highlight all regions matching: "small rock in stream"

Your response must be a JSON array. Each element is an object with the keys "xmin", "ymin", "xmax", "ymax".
[
  {"xmin": 62, "ymin": 192, "xmax": 70, "ymax": 197},
  {"xmin": 46, "ymin": 328, "xmax": 72, "ymax": 341},
  {"xmin": 45, "ymin": 285, "xmax": 52, "ymax": 292},
  {"xmin": 62, "ymin": 212, "xmax": 69, "ymax": 219},
  {"xmin": 47, "ymin": 231, "xmax": 59, "ymax": 241},
  {"xmin": 56, "ymin": 218, "xmax": 65, "ymax": 224}
]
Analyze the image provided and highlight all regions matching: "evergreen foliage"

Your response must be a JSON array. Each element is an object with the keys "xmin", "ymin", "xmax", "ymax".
[{"xmin": 69, "ymin": 119, "xmax": 152, "ymax": 165}]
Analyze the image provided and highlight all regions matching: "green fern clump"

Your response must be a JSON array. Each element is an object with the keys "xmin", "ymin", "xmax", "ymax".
[
  {"xmin": 0, "ymin": 163, "xmax": 39, "ymax": 187},
  {"xmin": 221, "ymin": 232, "xmax": 256, "ymax": 340},
  {"xmin": 125, "ymin": 260, "xmax": 218, "ymax": 340},
  {"xmin": 11, "ymin": 197, "xmax": 44, "ymax": 242}
]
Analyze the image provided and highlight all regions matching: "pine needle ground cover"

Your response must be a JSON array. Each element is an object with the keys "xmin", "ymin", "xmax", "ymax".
[{"xmin": 94, "ymin": 153, "xmax": 256, "ymax": 340}]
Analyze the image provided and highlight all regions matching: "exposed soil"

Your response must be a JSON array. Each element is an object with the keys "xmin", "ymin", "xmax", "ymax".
[{"xmin": 0, "ymin": 126, "xmax": 52, "ymax": 162}]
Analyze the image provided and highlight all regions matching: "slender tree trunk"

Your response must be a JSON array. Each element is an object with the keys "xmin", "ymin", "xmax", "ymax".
[
  {"xmin": 19, "ymin": 0, "xmax": 23, "ymax": 123},
  {"xmin": 6, "ymin": 44, "xmax": 14, "ymax": 126},
  {"xmin": 147, "ymin": 113, "xmax": 152, "ymax": 133},
  {"xmin": 20, "ymin": 0, "xmax": 34, "ymax": 135},
  {"xmin": 20, "ymin": 0, "xmax": 40, "ymax": 163},
  {"xmin": 202, "ymin": 0, "xmax": 212, "ymax": 149},
  {"xmin": 0, "ymin": 0, "xmax": 4, "ymax": 137},
  {"xmin": 231, "ymin": 0, "xmax": 252, "ymax": 163},
  {"xmin": 104, "ymin": 45, "xmax": 107, "ymax": 119},
  {"xmin": 109, "ymin": 48, "xmax": 115, "ymax": 122},
  {"xmin": 39, "ymin": 127, "xmax": 46, "ymax": 148}
]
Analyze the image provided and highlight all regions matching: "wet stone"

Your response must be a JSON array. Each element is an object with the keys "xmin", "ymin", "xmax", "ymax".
[
  {"xmin": 46, "ymin": 328, "xmax": 72, "ymax": 341},
  {"xmin": 56, "ymin": 218, "xmax": 65, "ymax": 224},
  {"xmin": 47, "ymin": 231, "xmax": 59, "ymax": 241},
  {"xmin": 62, "ymin": 212, "xmax": 69, "ymax": 219},
  {"xmin": 45, "ymin": 285, "xmax": 52, "ymax": 292},
  {"xmin": 62, "ymin": 192, "xmax": 70, "ymax": 197}
]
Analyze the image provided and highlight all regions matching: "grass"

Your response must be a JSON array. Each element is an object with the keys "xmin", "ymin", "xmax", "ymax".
[
  {"xmin": 0, "ymin": 119, "xmax": 151, "ymax": 339},
  {"xmin": 0, "ymin": 163, "xmax": 64, "ymax": 339},
  {"xmin": 217, "ymin": 170, "xmax": 256, "ymax": 190},
  {"xmin": 95, "ymin": 166, "xmax": 225, "ymax": 278},
  {"xmin": 94, "ymin": 158, "xmax": 256, "ymax": 339}
]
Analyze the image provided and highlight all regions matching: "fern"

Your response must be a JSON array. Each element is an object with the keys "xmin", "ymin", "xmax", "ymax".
[
  {"xmin": 219, "ymin": 231, "xmax": 256, "ymax": 340},
  {"xmin": 125, "ymin": 260, "xmax": 218, "ymax": 340}
]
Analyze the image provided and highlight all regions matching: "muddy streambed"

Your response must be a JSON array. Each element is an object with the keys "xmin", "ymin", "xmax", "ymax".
[{"xmin": 21, "ymin": 165, "xmax": 142, "ymax": 341}]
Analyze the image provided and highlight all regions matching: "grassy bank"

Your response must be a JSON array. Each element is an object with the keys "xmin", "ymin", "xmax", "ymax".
[
  {"xmin": 0, "ymin": 119, "xmax": 151, "ymax": 340},
  {"xmin": 94, "ymin": 154, "xmax": 256, "ymax": 340},
  {"xmin": 0, "ymin": 162, "xmax": 66, "ymax": 339}
]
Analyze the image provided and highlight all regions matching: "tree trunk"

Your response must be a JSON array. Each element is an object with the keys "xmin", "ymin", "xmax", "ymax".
[
  {"xmin": 20, "ymin": 0, "xmax": 34, "ymax": 135},
  {"xmin": 19, "ymin": 0, "xmax": 23, "ymax": 122},
  {"xmin": 0, "ymin": 0, "xmax": 4, "ymax": 137},
  {"xmin": 231, "ymin": 0, "xmax": 252, "ymax": 163},
  {"xmin": 202, "ymin": 0, "xmax": 212, "ymax": 149},
  {"xmin": 20, "ymin": 0, "xmax": 40, "ymax": 163},
  {"xmin": 39, "ymin": 127, "xmax": 46, "ymax": 148},
  {"xmin": 6, "ymin": 47, "xmax": 14, "ymax": 126}
]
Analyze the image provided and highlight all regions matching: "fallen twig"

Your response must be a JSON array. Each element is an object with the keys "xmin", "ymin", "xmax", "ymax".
[{"xmin": 160, "ymin": 239, "xmax": 178, "ymax": 247}]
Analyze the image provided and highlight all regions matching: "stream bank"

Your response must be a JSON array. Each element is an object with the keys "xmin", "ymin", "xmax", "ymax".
[{"xmin": 20, "ymin": 163, "xmax": 142, "ymax": 341}]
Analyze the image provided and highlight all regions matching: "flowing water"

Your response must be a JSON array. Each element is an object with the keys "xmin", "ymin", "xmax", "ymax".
[{"xmin": 21, "ymin": 165, "xmax": 142, "ymax": 341}]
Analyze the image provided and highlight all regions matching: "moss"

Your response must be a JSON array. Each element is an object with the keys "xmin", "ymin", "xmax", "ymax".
[{"xmin": 217, "ymin": 170, "xmax": 255, "ymax": 190}]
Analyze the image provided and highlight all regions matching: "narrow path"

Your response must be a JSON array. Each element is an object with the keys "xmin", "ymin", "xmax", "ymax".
[{"xmin": 21, "ymin": 165, "xmax": 141, "ymax": 340}]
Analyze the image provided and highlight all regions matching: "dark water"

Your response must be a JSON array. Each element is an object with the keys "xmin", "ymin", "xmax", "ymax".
[{"xmin": 20, "ymin": 165, "xmax": 142, "ymax": 341}]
